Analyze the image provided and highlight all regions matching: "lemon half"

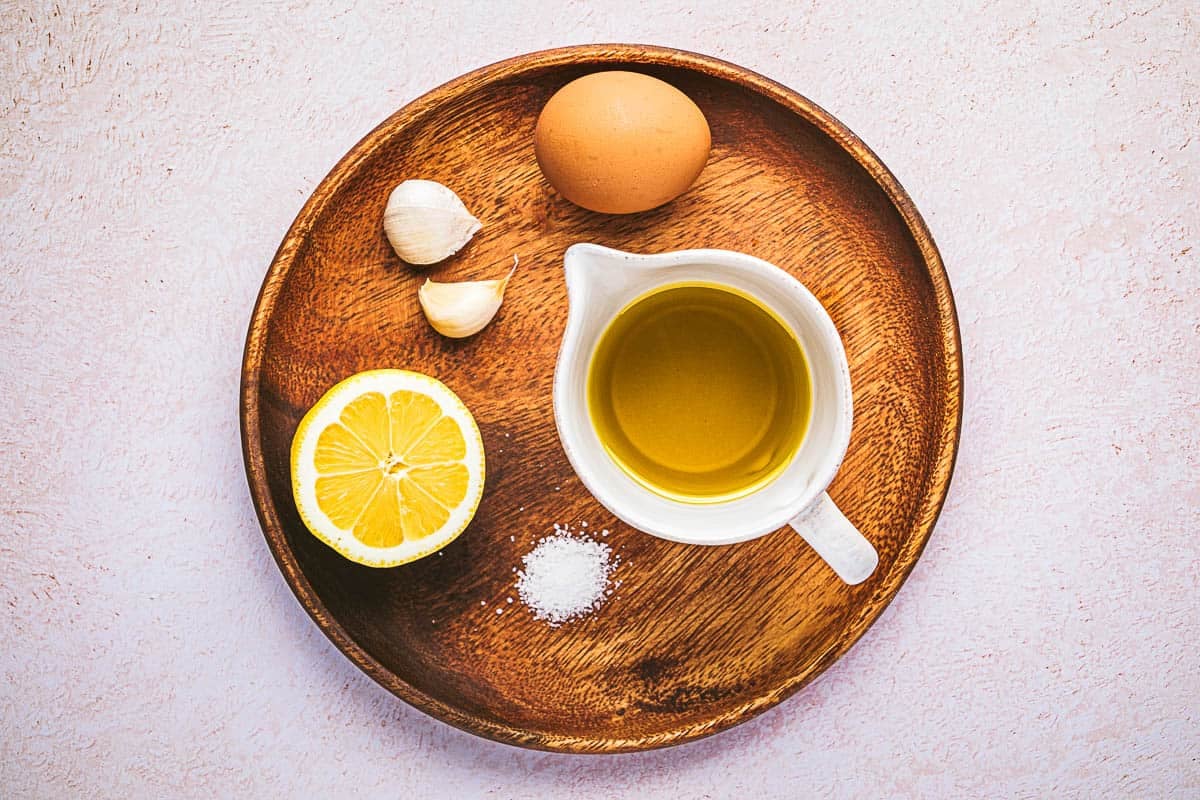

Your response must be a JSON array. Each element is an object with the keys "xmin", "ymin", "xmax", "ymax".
[{"xmin": 290, "ymin": 370, "xmax": 484, "ymax": 567}]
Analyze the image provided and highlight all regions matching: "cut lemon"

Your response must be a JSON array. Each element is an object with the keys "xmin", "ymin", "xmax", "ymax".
[{"xmin": 290, "ymin": 370, "xmax": 485, "ymax": 567}]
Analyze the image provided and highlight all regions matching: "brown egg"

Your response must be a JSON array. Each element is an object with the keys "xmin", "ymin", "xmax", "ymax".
[{"xmin": 534, "ymin": 71, "xmax": 711, "ymax": 214}]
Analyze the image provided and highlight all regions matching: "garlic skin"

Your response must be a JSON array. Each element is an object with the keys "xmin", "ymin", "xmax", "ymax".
[
  {"xmin": 383, "ymin": 180, "xmax": 481, "ymax": 265},
  {"xmin": 418, "ymin": 257, "xmax": 517, "ymax": 338}
]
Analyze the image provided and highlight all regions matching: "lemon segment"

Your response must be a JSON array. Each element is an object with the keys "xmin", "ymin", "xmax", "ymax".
[{"xmin": 290, "ymin": 370, "xmax": 485, "ymax": 567}]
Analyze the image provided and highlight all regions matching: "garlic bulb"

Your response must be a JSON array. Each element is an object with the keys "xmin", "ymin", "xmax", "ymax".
[
  {"xmin": 418, "ymin": 257, "xmax": 517, "ymax": 338},
  {"xmin": 383, "ymin": 180, "xmax": 481, "ymax": 265}
]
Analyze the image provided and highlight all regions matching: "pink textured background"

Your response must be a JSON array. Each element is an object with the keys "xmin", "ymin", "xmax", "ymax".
[{"xmin": 2, "ymin": 2, "xmax": 1197, "ymax": 797}]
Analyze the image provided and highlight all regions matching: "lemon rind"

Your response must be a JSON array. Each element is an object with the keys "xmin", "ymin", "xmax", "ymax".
[{"xmin": 290, "ymin": 369, "xmax": 485, "ymax": 568}]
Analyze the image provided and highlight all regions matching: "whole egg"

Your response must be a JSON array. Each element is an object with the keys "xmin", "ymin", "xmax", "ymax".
[{"xmin": 534, "ymin": 71, "xmax": 711, "ymax": 214}]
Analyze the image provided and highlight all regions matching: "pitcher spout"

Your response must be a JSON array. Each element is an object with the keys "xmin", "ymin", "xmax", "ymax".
[{"xmin": 562, "ymin": 244, "xmax": 649, "ymax": 315}]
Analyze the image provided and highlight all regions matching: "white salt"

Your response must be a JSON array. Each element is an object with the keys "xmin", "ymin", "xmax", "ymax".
[{"xmin": 516, "ymin": 530, "xmax": 617, "ymax": 626}]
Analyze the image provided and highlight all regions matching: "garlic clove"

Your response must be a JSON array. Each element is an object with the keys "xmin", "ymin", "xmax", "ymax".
[
  {"xmin": 418, "ymin": 257, "xmax": 518, "ymax": 338},
  {"xmin": 383, "ymin": 179, "xmax": 482, "ymax": 265}
]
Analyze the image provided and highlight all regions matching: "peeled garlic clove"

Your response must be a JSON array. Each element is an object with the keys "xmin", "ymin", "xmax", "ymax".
[
  {"xmin": 383, "ymin": 179, "xmax": 481, "ymax": 265},
  {"xmin": 419, "ymin": 257, "xmax": 517, "ymax": 338}
]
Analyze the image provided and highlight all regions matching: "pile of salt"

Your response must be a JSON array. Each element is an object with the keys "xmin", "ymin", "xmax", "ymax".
[{"xmin": 515, "ymin": 528, "xmax": 618, "ymax": 625}]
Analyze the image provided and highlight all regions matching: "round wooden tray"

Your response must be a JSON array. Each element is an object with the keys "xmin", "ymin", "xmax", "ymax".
[{"xmin": 241, "ymin": 44, "xmax": 962, "ymax": 753}]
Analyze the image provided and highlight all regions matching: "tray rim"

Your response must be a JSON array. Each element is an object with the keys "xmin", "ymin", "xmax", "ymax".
[{"xmin": 240, "ymin": 42, "xmax": 963, "ymax": 753}]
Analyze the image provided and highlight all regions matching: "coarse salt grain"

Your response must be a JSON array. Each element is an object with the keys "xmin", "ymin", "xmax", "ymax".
[{"xmin": 516, "ymin": 529, "xmax": 618, "ymax": 626}]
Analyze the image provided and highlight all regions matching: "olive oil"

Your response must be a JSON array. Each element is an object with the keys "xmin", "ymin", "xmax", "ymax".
[{"xmin": 587, "ymin": 283, "xmax": 812, "ymax": 503}]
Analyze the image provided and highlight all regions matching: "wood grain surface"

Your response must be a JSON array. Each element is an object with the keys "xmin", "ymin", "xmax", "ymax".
[{"xmin": 240, "ymin": 44, "xmax": 962, "ymax": 752}]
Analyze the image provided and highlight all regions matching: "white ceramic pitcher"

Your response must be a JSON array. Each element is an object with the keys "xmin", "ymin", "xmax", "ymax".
[{"xmin": 553, "ymin": 243, "xmax": 878, "ymax": 585}]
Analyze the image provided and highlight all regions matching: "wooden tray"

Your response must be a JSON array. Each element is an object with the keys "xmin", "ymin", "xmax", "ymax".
[{"xmin": 241, "ymin": 44, "xmax": 962, "ymax": 753}]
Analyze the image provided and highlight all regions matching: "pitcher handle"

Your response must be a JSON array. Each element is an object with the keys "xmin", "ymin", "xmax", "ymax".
[{"xmin": 789, "ymin": 493, "xmax": 878, "ymax": 585}]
